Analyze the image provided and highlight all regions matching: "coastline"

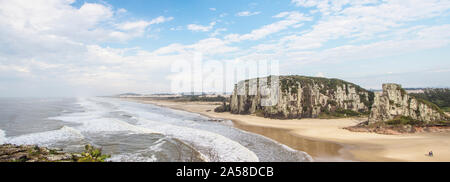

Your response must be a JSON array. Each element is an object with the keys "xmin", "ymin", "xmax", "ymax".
[{"xmin": 122, "ymin": 97, "xmax": 450, "ymax": 162}]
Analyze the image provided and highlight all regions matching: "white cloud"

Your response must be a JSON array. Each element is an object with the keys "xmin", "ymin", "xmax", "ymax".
[
  {"xmin": 272, "ymin": 24, "xmax": 450, "ymax": 67},
  {"xmin": 209, "ymin": 8, "xmax": 216, "ymax": 11},
  {"xmin": 282, "ymin": 0, "xmax": 450, "ymax": 52},
  {"xmin": 315, "ymin": 72, "xmax": 325, "ymax": 77},
  {"xmin": 0, "ymin": 0, "xmax": 178, "ymax": 96},
  {"xmin": 236, "ymin": 11, "xmax": 261, "ymax": 17},
  {"xmin": 0, "ymin": 0, "xmax": 173, "ymax": 44},
  {"xmin": 116, "ymin": 16, "xmax": 173, "ymax": 31},
  {"xmin": 116, "ymin": 8, "xmax": 127, "ymax": 14},
  {"xmin": 117, "ymin": 21, "xmax": 152, "ymax": 31},
  {"xmin": 113, "ymin": 16, "xmax": 173, "ymax": 40},
  {"xmin": 225, "ymin": 11, "xmax": 312, "ymax": 42},
  {"xmin": 153, "ymin": 37, "xmax": 239, "ymax": 56},
  {"xmin": 0, "ymin": 0, "xmax": 114, "ymax": 42},
  {"xmin": 210, "ymin": 28, "xmax": 227, "ymax": 37},
  {"xmin": 187, "ymin": 38, "xmax": 239, "ymax": 54},
  {"xmin": 187, "ymin": 22, "xmax": 216, "ymax": 32},
  {"xmin": 0, "ymin": 64, "xmax": 30, "ymax": 73},
  {"xmin": 149, "ymin": 16, "xmax": 174, "ymax": 24},
  {"xmin": 291, "ymin": 0, "xmax": 379, "ymax": 15},
  {"xmin": 1, "ymin": 0, "xmax": 450, "ymax": 96}
]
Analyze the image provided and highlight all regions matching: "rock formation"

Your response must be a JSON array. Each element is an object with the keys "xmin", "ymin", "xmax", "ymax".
[
  {"xmin": 230, "ymin": 76, "xmax": 374, "ymax": 119},
  {"xmin": 0, "ymin": 144, "xmax": 110, "ymax": 162},
  {"xmin": 0, "ymin": 144, "xmax": 79, "ymax": 162},
  {"xmin": 368, "ymin": 83, "xmax": 448, "ymax": 124}
]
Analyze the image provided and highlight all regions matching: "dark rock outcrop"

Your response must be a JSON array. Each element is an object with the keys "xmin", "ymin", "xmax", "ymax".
[
  {"xmin": 0, "ymin": 144, "xmax": 110, "ymax": 162},
  {"xmin": 0, "ymin": 144, "xmax": 79, "ymax": 162}
]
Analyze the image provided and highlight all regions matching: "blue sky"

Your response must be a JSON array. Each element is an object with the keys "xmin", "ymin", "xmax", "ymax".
[{"xmin": 0, "ymin": 0, "xmax": 449, "ymax": 97}]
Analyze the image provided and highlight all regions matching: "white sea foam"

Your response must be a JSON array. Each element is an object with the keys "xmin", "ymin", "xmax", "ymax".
[
  {"xmin": 96, "ymin": 98, "xmax": 259, "ymax": 162},
  {"xmin": 6, "ymin": 126, "xmax": 84, "ymax": 146},
  {"xmin": 107, "ymin": 138, "xmax": 167, "ymax": 162},
  {"xmin": 50, "ymin": 98, "xmax": 156, "ymax": 135},
  {"xmin": 0, "ymin": 129, "xmax": 6, "ymax": 144},
  {"xmin": 48, "ymin": 97, "xmax": 315, "ymax": 162},
  {"xmin": 77, "ymin": 118, "xmax": 156, "ymax": 134},
  {"xmin": 107, "ymin": 153, "xmax": 158, "ymax": 162},
  {"xmin": 135, "ymin": 117, "xmax": 259, "ymax": 162}
]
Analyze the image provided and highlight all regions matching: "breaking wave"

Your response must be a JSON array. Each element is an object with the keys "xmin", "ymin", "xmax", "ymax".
[{"xmin": 6, "ymin": 126, "xmax": 84, "ymax": 146}]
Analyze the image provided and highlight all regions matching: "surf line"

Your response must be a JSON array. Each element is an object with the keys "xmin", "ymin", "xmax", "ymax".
[{"xmin": 176, "ymin": 166, "xmax": 210, "ymax": 179}]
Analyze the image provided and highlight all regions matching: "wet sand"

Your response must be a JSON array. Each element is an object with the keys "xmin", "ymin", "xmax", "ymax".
[
  {"xmin": 123, "ymin": 98, "xmax": 450, "ymax": 162},
  {"xmin": 232, "ymin": 122, "xmax": 349, "ymax": 161}
]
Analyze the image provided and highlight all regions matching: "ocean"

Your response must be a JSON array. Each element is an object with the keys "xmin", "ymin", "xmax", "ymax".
[{"xmin": 0, "ymin": 97, "xmax": 312, "ymax": 162}]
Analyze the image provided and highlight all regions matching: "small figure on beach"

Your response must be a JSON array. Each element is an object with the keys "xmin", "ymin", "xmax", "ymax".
[{"xmin": 428, "ymin": 151, "xmax": 433, "ymax": 157}]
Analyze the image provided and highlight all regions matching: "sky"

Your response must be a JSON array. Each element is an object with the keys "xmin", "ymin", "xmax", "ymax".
[{"xmin": 0, "ymin": 0, "xmax": 450, "ymax": 97}]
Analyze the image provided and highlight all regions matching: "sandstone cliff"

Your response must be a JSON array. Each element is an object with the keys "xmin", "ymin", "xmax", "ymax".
[
  {"xmin": 368, "ymin": 83, "xmax": 448, "ymax": 124},
  {"xmin": 230, "ymin": 76, "xmax": 374, "ymax": 119}
]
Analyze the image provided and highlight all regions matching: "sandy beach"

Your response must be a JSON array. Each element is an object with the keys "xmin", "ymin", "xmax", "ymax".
[{"xmin": 123, "ymin": 98, "xmax": 450, "ymax": 162}]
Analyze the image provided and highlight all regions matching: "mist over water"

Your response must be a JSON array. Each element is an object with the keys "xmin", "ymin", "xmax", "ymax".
[{"xmin": 0, "ymin": 97, "xmax": 312, "ymax": 162}]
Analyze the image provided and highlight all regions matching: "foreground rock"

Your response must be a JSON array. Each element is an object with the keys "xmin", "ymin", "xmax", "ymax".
[
  {"xmin": 230, "ymin": 75, "xmax": 373, "ymax": 119},
  {"xmin": 369, "ymin": 84, "xmax": 449, "ymax": 124},
  {"xmin": 0, "ymin": 144, "xmax": 110, "ymax": 162}
]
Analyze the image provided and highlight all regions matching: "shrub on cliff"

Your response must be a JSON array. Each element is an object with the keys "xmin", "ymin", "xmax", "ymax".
[
  {"xmin": 385, "ymin": 116, "xmax": 450, "ymax": 126},
  {"xmin": 386, "ymin": 116, "xmax": 421, "ymax": 126},
  {"xmin": 214, "ymin": 101, "xmax": 230, "ymax": 113},
  {"xmin": 319, "ymin": 109, "xmax": 363, "ymax": 119},
  {"xmin": 76, "ymin": 144, "xmax": 111, "ymax": 162}
]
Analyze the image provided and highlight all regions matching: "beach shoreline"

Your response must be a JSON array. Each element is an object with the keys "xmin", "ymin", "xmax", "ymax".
[{"xmin": 121, "ymin": 97, "xmax": 450, "ymax": 162}]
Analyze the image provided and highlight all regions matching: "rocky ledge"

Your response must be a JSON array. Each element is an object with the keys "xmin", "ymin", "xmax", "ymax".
[
  {"xmin": 0, "ymin": 144, "xmax": 110, "ymax": 162},
  {"xmin": 345, "ymin": 122, "xmax": 450, "ymax": 135}
]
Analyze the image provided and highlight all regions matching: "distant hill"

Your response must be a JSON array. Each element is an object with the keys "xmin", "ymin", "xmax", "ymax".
[{"xmin": 116, "ymin": 93, "xmax": 142, "ymax": 97}]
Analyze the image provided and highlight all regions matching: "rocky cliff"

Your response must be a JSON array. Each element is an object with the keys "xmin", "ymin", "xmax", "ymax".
[
  {"xmin": 368, "ymin": 83, "xmax": 448, "ymax": 124},
  {"xmin": 230, "ymin": 76, "xmax": 374, "ymax": 119}
]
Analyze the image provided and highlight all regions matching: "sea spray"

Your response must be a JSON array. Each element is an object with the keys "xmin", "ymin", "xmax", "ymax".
[
  {"xmin": 135, "ymin": 117, "xmax": 260, "ymax": 162},
  {"xmin": 6, "ymin": 126, "xmax": 85, "ymax": 146}
]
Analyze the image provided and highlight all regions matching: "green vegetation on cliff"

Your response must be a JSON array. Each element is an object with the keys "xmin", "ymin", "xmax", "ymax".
[
  {"xmin": 382, "ymin": 116, "xmax": 450, "ymax": 127},
  {"xmin": 77, "ymin": 144, "xmax": 111, "ymax": 162},
  {"xmin": 410, "ymin": 88, "xmax": 450, "ymax": 113},
  {"xmin": 385, "ymin": 116, "xmax": 422, "ymax": 126},
  {"xmin": 319, "ymin": 109, "xmax": 365, "ymax": 119},
  {"xmin": 279, "ymin": 75, "xmax": 374, "ymax": 108}
]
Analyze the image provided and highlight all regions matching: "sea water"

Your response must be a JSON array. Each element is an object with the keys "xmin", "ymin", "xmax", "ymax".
[{"xmin": 0, "ymin": 97, "xmax": 312, "ymax": 162}]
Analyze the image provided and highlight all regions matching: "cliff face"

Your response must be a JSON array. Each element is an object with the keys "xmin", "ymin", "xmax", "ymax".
[
  {"xmin": 230, "ymin": 76, "xmax": 373, "ymax": 119},
  {"xmin": 368, "ymin": 84, "xmax": 448, "ymax": 124}
]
